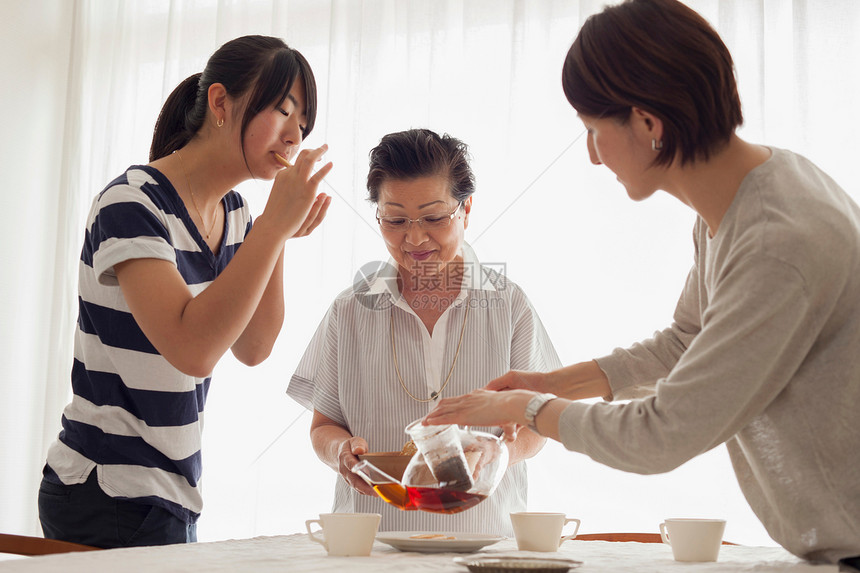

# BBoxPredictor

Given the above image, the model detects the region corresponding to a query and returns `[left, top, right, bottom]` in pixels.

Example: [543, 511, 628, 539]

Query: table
[0, 533, 838, 572]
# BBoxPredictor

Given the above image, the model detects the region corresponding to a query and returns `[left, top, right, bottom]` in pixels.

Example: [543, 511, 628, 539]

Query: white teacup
[305, 513, 381, 556]
[659, 518, 726, 562]
[510, 512, 581, 552]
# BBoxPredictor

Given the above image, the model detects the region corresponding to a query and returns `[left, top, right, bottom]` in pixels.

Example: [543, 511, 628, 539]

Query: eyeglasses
[376, 202, 463, 232]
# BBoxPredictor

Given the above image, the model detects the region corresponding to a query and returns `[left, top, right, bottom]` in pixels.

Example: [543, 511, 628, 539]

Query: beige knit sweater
[559, 148, 860, 563]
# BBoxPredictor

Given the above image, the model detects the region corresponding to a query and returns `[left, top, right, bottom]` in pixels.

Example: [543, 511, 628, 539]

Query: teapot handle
[353, 460, 401, 486]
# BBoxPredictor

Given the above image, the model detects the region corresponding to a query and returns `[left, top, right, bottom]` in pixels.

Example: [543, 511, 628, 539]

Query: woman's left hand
[291, 192, 331, 238]
[423, 389, 536, 429]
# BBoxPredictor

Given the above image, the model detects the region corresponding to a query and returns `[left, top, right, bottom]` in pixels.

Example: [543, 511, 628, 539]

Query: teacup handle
[560, 518, 581, 545]
[305, 519, 327, 550]
[659, 522, 670, 545]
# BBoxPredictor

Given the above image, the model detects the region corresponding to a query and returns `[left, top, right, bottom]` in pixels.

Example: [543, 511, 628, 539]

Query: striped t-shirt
[288, 243, 562, 536]
[44, 165, 251, 524]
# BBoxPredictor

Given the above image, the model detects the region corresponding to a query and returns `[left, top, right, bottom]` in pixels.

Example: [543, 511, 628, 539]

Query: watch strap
[524, 393, 557, 434]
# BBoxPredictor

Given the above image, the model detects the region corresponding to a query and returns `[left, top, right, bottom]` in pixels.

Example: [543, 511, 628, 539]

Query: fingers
[423, 389, 523, 428]
[349, 476, 378, 497]
[292, 144, 329, 178]
[340, 461, 376, 495]
[422, 396, 464, 426]
[338, 437, 365, 469]
[485, 370, 540, 392]
[264, 144, 333, 241]
[308, 161, 334, 185]
[501, 423, 520, 442]
[274, 144, 331, 186]
[485, 371, 516, 391]
[349, 437, 369, 456]
[305, 194, 332, 235]
[293, 194, 331, 238]
[339, 436, 376, 496]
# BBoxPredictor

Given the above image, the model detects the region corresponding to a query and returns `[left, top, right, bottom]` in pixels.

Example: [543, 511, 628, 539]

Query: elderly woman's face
[376, 175, 470, 280]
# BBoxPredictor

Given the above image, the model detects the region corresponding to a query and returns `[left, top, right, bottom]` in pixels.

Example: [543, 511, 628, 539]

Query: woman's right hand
[261, 144, 333, 240]
[336, 436, 377, 496]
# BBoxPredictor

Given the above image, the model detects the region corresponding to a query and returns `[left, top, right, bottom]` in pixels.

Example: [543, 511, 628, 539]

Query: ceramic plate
[375, 531, 504, 553]
[453, 556, 583, 573]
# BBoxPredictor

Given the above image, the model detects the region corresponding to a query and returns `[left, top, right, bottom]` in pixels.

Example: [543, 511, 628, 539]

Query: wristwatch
[524, 393, 557, 434]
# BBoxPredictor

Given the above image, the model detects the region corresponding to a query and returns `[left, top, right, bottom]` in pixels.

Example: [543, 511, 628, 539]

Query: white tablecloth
[0, 534, 839, 572]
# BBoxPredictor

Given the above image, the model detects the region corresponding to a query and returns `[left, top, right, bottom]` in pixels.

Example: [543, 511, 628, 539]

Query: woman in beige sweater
[424, 0, 860, 563]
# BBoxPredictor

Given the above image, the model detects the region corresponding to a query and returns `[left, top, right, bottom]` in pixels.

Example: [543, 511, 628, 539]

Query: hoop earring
[217, 118, 225, 128]
[652, 138, 663, 151]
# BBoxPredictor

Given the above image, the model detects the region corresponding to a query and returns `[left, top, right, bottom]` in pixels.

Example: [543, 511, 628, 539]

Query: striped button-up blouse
[288, 244, 561, 535]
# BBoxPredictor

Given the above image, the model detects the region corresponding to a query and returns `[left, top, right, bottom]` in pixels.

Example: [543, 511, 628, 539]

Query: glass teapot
[353, 420, 509, 514]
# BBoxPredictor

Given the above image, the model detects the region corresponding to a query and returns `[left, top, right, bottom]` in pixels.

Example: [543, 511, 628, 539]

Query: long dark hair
[149, 35, 317, 162]
[562, 0, 742, 166]
[366, 129, 475, 204]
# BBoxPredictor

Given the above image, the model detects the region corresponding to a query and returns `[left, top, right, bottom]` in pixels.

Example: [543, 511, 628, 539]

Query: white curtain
[2, 0, 858, 546]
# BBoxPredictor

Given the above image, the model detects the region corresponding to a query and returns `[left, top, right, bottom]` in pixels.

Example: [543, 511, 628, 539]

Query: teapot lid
[404, 419, 457, 439]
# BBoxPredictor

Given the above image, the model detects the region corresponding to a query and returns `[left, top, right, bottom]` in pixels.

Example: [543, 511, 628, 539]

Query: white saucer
[375, 531, 504, 553]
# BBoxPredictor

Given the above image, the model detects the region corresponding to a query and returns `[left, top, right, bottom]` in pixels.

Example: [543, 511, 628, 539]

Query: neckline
[138, 164, 228, 258]
[706, 146, 777, 242]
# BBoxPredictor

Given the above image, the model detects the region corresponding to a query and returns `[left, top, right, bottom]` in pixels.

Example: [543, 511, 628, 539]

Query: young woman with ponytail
[38, 35, 332, 548]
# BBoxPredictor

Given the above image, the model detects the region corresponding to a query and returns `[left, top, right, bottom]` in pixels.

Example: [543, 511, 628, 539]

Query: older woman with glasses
[287, 128, 561, 535]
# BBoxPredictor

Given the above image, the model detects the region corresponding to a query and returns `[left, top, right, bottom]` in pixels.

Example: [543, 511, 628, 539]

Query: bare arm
[423, 389, 569, 442]
[505, 426, 546, 466]
[310, 410, 376, 496]
[487, 361, 612, 401]
[421, 362, 610, 442]
[231, 191, 331, 366]
[229, 247, 285, 366]
[115, 147, 332, 377]
[115, 221, 287, 377]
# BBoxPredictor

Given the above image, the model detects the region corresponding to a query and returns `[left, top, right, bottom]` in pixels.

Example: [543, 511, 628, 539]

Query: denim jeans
[38, 467, 197, 548]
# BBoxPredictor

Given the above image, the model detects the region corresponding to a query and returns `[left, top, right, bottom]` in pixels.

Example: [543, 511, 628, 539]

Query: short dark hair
[150, 35, 317, 162]
[366, 129, 475, 203]
[562, 0, 742, 166]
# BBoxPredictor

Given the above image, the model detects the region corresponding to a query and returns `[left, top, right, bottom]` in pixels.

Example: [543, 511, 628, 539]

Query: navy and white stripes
[45, 165, 251, 524]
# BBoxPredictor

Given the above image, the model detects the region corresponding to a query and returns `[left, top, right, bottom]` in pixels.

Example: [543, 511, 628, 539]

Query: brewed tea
[372, 483, 415, 510]
[373, 483, 487, 514]
[406, 486, 487, 514]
